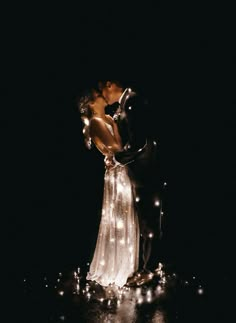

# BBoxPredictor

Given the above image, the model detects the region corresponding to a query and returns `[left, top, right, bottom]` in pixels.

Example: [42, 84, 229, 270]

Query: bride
[79, 89, 139, 287]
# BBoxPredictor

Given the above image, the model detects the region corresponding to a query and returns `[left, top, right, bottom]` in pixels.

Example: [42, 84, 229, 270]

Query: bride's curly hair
[78, 90, 96, 149]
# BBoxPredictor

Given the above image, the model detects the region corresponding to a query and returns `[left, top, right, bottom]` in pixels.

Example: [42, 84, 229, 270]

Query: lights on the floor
[21, 264, 206, 311]
[59, 315, 66, 321]
[156, 285, 162, 293]
[155, 262, 164, 277]
[137, 297, 143, 304]
[146, 289, 152, 302]
[197, 286, 204, 295]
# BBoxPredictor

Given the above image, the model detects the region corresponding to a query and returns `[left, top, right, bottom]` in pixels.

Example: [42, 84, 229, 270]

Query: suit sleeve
[114, 95, 150, 165]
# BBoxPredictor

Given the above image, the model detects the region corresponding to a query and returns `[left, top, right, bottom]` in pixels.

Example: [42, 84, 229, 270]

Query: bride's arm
[90, 118, 122, 156]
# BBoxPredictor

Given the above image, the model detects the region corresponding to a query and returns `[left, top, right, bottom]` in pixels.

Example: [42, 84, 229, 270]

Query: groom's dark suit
[109, 88, 162, 272]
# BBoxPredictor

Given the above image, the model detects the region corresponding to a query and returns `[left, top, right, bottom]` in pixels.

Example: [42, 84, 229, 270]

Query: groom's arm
[114, 95, 149, 165]
[114, 145, 147, 165]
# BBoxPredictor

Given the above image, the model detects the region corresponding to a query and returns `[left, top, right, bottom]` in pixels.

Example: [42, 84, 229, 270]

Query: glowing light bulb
[197, 288, 204, 295]
[117, 220, 124, 229]
[147, 289, 152, 297]
[138, 297, 143, 304]
[148, 232, 154, 238]
[117, 182, 124, 193]
[154, 200, 160, 206]
[87, 292, 91, 299]
[84, 118, 89, 126]
[156, 285, 162, 293]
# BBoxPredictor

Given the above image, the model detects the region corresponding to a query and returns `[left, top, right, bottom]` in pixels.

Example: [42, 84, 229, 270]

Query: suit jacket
[113, 88, 159, 189]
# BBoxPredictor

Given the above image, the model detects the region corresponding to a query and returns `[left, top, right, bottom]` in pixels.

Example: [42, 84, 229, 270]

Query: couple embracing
[79, 79, 162, 288]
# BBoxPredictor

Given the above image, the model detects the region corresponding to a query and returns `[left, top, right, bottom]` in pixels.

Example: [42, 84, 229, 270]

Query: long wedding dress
[86, 123, 140, 287]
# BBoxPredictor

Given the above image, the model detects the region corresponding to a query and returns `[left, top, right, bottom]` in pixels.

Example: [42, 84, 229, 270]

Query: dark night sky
[2, 3, 234, 283]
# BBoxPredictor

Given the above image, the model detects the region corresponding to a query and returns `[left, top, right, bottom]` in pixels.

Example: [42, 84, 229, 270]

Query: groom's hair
[98, 79, 127, 90]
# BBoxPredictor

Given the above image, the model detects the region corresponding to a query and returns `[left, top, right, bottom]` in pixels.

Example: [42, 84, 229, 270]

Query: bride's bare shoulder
[90, 117, 103, 124]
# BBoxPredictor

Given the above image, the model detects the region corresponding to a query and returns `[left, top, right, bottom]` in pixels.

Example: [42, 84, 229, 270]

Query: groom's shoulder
[125, 91, 149, 109]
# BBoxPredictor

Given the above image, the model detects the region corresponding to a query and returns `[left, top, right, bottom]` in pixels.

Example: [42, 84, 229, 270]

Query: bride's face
[90, 91, 107, 110]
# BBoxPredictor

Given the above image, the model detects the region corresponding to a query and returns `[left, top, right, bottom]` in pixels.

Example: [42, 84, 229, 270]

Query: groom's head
[98, 80, 126, 105]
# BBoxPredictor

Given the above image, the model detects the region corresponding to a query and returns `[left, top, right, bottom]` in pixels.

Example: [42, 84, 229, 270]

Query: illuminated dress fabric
[86, 124, 140, 287]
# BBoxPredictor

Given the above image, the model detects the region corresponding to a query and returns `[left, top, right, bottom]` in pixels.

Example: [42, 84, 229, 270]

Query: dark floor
[12, 261, 231, 323]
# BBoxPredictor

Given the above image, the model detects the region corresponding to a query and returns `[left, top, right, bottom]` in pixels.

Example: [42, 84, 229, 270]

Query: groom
[98, 79, 162, 286]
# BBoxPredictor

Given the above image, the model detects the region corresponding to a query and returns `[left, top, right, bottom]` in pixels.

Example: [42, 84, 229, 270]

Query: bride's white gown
[86, 123, 140, 287]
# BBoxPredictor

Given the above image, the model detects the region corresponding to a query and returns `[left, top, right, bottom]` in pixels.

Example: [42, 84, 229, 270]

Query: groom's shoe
[136, 271, 154, 286]
[125, 272, 142, 287]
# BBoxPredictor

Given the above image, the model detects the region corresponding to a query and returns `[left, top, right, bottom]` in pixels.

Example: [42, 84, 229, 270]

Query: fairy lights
[21, 262, 205, 319]
[117, 220, 124, 229]
[154, 200, 160, 207]
[148, 232, 154, 238]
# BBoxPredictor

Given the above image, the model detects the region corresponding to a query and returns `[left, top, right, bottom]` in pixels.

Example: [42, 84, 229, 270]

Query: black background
[2, 3, 234, 286]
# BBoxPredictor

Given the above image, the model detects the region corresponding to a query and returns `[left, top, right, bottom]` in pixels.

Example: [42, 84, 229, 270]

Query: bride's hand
[104, 155, 115, 169]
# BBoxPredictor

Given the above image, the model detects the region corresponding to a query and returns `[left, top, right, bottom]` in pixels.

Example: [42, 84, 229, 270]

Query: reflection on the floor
[19, 263, 208, 322]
